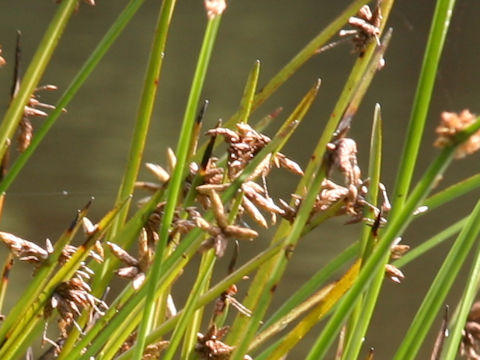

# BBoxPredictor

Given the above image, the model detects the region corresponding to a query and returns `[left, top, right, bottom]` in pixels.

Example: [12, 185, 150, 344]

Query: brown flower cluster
[136, 124, 303, 257]
[339, 4, 382, 54]
[44, 238, 105, 349]
[44, 277, 107, 338]
[207, 123, 303, 179]
[307, 138, 390, 224]
[108, 202, 199, 288]
[434, 110, 480, 158]
[0, 225, 107, 353]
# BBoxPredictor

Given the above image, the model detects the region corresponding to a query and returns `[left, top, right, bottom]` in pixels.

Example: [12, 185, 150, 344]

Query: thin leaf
[238, 60, 261, 124]
[391, 0, 456, 213]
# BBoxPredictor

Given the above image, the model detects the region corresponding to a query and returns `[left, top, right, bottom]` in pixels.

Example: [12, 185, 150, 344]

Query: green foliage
[0, 0, 479, 359]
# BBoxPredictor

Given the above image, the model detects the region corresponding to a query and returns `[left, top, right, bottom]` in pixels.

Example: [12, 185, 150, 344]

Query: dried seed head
[204, 0, 226, 19]
[44, 278, 107, 340]
[242, 182, 282, 213]
[207, 123, 300, 179]
[45, 238, 54, 254]
[135, 181, 162, 192]
[434, 110, 480, 158]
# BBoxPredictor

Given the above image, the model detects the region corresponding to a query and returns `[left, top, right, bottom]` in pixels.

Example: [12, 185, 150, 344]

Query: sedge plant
[0, 0, 479, 359]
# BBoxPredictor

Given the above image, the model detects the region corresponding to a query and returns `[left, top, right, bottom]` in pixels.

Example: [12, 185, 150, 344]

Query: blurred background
[0, 0, 479, 358]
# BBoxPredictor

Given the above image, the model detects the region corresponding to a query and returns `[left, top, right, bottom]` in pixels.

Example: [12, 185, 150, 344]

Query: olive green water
[0, 1, 479, 358]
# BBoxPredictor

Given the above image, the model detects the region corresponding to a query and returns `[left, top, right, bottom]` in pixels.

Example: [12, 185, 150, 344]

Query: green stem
[97, 0, 177, 285]
[442, 232, 480, 358]
[342, 104, 383, 360]
[306, 114, 480, 358]
[0, 0, 77, 162]
[391, 0, 456, 213]
[0, 0, 147, 195]
[133, 14, 223, 358]
[164, 251, 216, 359]
[305, 145, 457, 359]
[115, 241, 285, 360]
[393, 199, 480, 359]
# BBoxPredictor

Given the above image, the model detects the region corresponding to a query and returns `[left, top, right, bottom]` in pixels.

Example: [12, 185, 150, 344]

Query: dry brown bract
[339, 3, 382, 54]
[204, 0, 226, 20]
[434, 110, 480, 158]
[461, 302, 480, 359]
